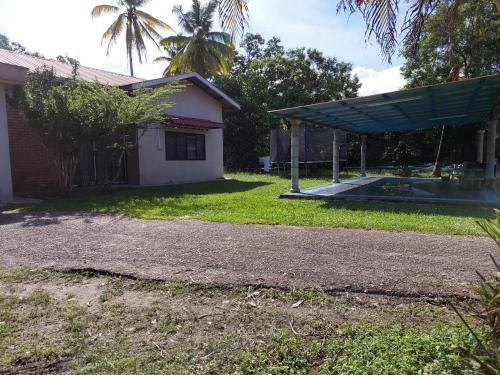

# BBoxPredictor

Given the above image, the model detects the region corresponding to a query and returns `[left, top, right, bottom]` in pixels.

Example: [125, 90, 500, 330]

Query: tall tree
[91, 0, 173, 76]
[216, 0, 500, 63]
[214, 34, 360, 168]
[157, 0, 235, 78]
[384, 0, 500, 171]
[401, 0, 499, 87]
[338, 0, 500, 62]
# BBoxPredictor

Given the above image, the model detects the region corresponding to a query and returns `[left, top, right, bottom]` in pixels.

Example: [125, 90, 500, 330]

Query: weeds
[452, 211, 500, 374]
[0, 268, 481, 374]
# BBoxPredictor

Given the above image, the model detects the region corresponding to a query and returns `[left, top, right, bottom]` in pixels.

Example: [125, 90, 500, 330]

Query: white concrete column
[360, 135, 367, 177]
[0, 83, 13, 205]
[476, 129, 485, 163]
[485, 118, 497, 179]
[290, 119, 300, 193]
[332, 128, 340, 183]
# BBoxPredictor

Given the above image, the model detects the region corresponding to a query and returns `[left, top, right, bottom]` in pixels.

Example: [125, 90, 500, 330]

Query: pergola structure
[270, 74, 500, 193]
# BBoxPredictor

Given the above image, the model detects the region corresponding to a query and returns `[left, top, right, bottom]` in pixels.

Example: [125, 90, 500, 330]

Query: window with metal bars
[165, 131, 206, 160]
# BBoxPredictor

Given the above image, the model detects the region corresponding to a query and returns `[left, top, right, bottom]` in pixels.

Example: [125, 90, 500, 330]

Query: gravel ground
[0, 211, 497, 297]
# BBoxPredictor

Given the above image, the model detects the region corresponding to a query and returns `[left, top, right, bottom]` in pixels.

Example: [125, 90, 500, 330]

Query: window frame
[165, 130, 206, 161]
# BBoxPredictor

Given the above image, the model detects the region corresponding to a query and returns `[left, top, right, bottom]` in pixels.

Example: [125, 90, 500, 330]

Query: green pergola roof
[270, 74, 500, 134]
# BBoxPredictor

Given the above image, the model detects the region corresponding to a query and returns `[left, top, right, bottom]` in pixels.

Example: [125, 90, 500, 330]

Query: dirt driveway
[0, 211, 497, 297]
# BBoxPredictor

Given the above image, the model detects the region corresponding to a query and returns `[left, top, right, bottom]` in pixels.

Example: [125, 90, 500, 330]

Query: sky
[0, 0, 407, 96]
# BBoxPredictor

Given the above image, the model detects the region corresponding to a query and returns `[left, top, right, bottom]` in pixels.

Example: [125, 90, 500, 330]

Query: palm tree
[338, 0, 500, 63]
[153, 38, 183, 74]
[217, 0, 500, 63]
[91, 0, 174, 77]
[218, 0, 249, 38]
[157, 0, 235, 78]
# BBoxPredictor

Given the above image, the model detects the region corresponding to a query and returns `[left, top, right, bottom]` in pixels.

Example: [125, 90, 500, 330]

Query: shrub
[453, 210, 500, 374]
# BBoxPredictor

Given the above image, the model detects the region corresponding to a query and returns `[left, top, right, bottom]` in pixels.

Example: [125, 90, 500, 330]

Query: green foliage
[157, 0, 235, 77]
[370, 0, 500, 169]
[319, 323, 469, 374]
[401, 0, 499, 87]
[221, 322, 471, 374]
[213, 74, 261, 168]
[0, 33, 44, 58]
[453, 211, 500, 374]
[218, 0, 249, 38]
[0, 33, 10, 50]
[56, 55, 81, 78]
[479, 210, 500, 246]
[0, 268, 480, 374]
[14, 68, 178, 189]
[27, 290, 52, 306]
[339, 0, 499, 65]
[214, 34, 360, 168]
[391, 140, 419, 168]
[0, 33, 78, 73]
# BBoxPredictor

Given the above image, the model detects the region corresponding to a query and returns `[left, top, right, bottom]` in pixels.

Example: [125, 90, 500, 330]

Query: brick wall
[7, 107, 59, 192]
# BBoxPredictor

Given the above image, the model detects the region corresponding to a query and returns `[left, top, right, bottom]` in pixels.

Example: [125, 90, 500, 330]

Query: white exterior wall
[0, 83, 13, 204]
[137, 84, 224, 185]
[164, 83, 223, 122]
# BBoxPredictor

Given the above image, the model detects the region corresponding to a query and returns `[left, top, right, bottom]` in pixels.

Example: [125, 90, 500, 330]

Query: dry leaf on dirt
[245, 291, 261, 299]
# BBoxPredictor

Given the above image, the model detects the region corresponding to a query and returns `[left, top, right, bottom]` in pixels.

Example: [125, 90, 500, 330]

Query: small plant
[452, 210, 500, 374]
[479, 210, 500, 246]
[27, 290, 52, 306]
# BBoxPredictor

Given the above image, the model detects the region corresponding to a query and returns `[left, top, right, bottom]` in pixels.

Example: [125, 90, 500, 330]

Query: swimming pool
[337, 177, 488, 200]
[283, 177, 499, 207]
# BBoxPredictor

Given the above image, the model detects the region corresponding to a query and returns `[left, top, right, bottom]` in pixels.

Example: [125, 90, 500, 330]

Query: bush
[14, 68, 177, 189]
[453, 210, 500, 374]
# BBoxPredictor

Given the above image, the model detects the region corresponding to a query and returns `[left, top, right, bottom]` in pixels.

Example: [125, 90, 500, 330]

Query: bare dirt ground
[0, 268, 472, 374]
[0, 211, 497, 298]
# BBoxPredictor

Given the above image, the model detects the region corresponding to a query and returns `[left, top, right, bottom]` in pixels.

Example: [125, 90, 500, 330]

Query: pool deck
[281, 176, 500, 207]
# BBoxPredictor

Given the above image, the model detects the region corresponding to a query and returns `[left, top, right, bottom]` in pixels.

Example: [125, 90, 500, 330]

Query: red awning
[166, 116, 224, 129]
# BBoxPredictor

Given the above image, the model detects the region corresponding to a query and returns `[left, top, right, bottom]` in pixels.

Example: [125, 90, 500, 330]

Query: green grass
[0, 268, 481, 374]
[13, 172, 492, 235]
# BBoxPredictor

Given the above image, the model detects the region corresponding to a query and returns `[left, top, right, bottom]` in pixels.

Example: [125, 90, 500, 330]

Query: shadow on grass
[5, 179, 272, 216]
[318, 199, 492, 220]
[35, 179, 271, 199]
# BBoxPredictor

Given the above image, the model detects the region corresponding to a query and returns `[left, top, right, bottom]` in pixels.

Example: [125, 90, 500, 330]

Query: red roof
[0, 49, 142, 86]
[167, 116, 224, 129]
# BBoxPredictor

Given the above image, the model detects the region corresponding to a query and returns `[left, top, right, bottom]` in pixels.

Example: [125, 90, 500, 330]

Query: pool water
[337, 177, 488, 201]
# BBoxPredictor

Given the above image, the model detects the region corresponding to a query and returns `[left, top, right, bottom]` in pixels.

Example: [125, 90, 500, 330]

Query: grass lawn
[14, 172, 492, 236]
[0, 268, 480, 374]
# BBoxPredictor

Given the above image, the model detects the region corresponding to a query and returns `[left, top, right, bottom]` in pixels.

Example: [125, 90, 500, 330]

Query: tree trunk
[109, 150, 126, 186]
[59, 155, 79, 190]
[431, 66, 459, 178]
[128, 46, 134, 77]
[432, 126, 445, 177]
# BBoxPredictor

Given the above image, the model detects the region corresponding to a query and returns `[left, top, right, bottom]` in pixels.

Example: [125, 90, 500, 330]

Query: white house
[122, 73, 240, 186]
[0, 50, 239, 204]
[0, 60, 27, 205]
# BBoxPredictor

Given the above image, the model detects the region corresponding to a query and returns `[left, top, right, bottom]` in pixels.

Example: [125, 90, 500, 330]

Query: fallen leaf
[291, 300, 304, 308]
[245, 291, 261, 299]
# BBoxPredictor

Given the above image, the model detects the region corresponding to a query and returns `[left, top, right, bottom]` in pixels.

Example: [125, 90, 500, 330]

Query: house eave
[120, 72, 241, 111]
